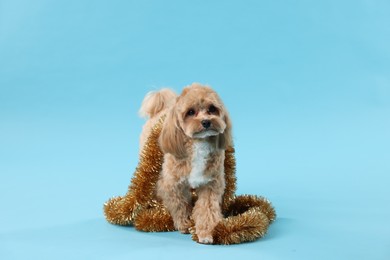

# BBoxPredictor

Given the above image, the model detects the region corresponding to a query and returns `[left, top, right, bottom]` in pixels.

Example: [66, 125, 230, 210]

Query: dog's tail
[139, 88, 177, 118]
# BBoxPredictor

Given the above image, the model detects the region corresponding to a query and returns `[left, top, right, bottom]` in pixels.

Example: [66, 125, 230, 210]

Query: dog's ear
[159, 107, 187, 158]
[218, 111, 233, 150]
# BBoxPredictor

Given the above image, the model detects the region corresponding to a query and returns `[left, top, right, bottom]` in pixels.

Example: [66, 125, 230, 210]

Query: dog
[139, 83, 232, 244]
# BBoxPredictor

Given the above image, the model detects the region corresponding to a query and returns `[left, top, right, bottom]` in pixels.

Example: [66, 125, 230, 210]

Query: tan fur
[138, 88, 177, 153]
[158, 107, 188, 158]
[103, 83, 276, 245]
[156, 83, 231, 243]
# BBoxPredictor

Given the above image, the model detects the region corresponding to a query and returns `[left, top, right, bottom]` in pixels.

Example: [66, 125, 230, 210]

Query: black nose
[201, 120, 211, 129]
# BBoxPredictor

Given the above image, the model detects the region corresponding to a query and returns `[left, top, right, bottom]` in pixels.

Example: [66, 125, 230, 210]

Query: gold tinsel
[103, 116, 276, 244]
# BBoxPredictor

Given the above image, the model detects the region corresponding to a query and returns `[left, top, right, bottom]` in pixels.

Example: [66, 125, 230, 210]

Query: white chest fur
[188, 142, 212, 188]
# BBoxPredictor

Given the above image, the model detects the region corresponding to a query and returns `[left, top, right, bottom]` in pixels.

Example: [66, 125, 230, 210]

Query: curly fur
[103, 83, 276, 245]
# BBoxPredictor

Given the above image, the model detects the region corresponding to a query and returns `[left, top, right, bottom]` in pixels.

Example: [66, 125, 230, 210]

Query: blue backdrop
[1, 1, 389, 259]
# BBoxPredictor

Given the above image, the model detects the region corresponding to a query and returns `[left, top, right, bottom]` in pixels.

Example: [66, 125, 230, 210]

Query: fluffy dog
[104, 83, 275, 245]
[139, 83, 231, 244]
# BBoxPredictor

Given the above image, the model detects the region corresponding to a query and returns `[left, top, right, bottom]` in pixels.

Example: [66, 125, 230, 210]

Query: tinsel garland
[104, 116, 275, 244]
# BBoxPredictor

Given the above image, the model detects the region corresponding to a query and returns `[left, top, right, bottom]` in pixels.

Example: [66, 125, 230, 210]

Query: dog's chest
[188, 142, 212, 188]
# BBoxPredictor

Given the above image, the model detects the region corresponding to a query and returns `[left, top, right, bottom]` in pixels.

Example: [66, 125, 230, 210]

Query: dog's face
[159, 83, 232, 158]
[176, 85, 227, 139]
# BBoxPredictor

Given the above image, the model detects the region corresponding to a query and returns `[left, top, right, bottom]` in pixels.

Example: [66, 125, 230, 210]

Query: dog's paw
[178, 226, 190, 234]
[198, 235, 213, 244]
[177, 220, 192, 234]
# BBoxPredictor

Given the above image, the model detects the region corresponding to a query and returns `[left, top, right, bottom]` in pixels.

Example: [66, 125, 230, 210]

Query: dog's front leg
[157, 174, 192, 234]
[192, 174, 225, 244]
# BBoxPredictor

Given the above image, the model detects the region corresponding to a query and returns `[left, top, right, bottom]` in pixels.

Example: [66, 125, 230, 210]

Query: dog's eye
[186, 109, 196, 117]
[208, 105, 217, 114]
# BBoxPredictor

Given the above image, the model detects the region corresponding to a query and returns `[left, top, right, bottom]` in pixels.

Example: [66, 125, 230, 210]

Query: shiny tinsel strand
[104, 115, 276, 244]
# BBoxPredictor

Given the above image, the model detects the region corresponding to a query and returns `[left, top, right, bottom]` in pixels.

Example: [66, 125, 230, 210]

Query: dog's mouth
[192, 129, 219, 138]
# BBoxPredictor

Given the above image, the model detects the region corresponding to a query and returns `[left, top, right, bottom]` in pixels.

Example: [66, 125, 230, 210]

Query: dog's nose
[201, 120, 211, 129]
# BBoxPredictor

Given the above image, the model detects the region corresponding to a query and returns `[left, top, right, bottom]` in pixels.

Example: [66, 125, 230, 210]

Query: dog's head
[159, 83, 232, 158]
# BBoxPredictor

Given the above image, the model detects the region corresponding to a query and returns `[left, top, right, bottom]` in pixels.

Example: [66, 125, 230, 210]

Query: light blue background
[1, 1, 389, 259]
